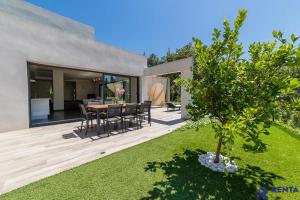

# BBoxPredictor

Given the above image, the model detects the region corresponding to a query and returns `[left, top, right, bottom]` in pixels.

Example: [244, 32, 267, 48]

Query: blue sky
[26, 0, 300, 57]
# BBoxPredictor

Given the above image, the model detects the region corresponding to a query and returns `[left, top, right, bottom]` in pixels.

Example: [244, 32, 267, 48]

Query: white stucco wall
[140, 76, 151, 102]
[144, 57, 193, 76]
[0, 0, 95, 39]
[0, 0, 146, 132]
[180, 70, 192, 119]
[76, 80, 95, 101]
[143, 58, 193, 119]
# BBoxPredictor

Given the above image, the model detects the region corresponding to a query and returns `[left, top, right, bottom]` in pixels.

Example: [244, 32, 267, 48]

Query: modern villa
[0, 1, 298, 198]
[0, 0, 192, 133]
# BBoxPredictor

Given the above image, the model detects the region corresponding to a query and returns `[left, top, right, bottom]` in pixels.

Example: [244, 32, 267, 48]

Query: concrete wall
[75, 80, 95, 100]
[143, 58, 193, 119]
[0, 0, 146, 132]
[0, 0, 95, 39]
[166, 78, 170, 103]
[180, 70, 192, 119]
[94, 83, 100, 98]
[140, 76, 151, 102]
[144, 58, 193, 76]
[64, 82, 75, 101]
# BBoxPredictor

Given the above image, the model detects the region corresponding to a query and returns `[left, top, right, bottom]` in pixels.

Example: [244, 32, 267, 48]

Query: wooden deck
[0, 108, 184, 194]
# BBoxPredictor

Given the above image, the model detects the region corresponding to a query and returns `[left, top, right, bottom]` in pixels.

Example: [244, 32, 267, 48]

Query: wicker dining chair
[102, 104, 123, 135]
[138, 101, 152, 126]
[122, 103, 138, 130]
[79, 104, 96, 135]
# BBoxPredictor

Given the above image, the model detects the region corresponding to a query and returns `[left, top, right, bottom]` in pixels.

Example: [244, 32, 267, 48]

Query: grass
[1, 125, 300, 200]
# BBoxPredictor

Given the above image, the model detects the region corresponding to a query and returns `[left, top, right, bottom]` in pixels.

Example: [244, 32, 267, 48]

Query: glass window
[103, 74, 130, 103]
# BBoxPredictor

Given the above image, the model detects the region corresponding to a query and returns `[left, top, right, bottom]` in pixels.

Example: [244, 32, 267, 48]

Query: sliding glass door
[103, 74, 130, 104]
[103, 74, 139, 104]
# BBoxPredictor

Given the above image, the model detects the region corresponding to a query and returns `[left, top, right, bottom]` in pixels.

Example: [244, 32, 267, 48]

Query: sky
[26, 0, 300, 57]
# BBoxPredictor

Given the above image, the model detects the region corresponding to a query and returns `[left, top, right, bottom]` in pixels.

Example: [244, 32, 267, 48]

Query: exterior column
[181, 70, 192, 119]
[166, 77, 170, 102]
[140, 76, 149, 102]
[53, 69, 64, 110]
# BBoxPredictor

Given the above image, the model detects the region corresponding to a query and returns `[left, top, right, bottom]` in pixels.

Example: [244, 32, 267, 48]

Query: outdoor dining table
[87, 103, 141, 133]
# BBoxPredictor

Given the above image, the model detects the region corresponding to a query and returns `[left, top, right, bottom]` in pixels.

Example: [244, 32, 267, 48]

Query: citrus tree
[180, 10, 300, 163]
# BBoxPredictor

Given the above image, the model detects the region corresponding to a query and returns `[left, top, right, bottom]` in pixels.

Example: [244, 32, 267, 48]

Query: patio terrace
[0, 108, 184, 194]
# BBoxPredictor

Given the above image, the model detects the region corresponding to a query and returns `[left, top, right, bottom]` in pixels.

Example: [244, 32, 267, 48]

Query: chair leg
[130, 119, 133, 129]
[80, 120, 83, 132]
[119, 120, 123, 133]
[107, 121, 110, 136]
[136, 118, 139, 129]
[103, 120, 106, 132]
[121, 119, 124, 133]
[131, 118, 134, 129]
[139, 117, 142, 128]
[85, 119, 89, 135]
[148, 113, 151, 126]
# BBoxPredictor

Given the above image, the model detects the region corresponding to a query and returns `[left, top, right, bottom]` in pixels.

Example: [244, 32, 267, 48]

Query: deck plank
[0, 108, 184, 194]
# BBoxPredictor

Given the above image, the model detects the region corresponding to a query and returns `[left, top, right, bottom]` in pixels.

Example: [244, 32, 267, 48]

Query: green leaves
[179, 9, 300, 159]
[193, 37, 202, 50]
[272, 30, 282, 38]
[289, 78, 300, 89]
[291, 34, 299, 43]
[234, 9, 247, 31]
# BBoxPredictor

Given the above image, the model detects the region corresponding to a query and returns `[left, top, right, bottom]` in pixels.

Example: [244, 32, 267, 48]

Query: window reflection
[104, 74, 130, 103]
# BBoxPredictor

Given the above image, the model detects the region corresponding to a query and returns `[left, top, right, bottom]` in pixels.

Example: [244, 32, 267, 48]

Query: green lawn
[1, 125, 300, 200]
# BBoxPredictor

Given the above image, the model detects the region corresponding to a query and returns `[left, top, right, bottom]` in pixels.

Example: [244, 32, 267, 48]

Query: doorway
[28, 63, 103, 126]
[28, 63, 140, 127]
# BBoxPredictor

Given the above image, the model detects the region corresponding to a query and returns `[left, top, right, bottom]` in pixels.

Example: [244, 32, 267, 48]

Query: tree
[174, 43, 194, 60]
[160, 43, 194, 63]
[147, 53, 160, 67]
[179, 10, 300, 163]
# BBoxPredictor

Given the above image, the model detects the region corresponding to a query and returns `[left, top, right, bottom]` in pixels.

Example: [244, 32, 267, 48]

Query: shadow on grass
[142, 149, 284, 200]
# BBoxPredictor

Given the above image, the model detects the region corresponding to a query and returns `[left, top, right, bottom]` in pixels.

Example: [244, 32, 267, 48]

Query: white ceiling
[30, 64, 102, 81]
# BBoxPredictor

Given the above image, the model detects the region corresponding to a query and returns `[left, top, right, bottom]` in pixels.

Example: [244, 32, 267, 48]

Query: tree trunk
[214, 137, 222, 163]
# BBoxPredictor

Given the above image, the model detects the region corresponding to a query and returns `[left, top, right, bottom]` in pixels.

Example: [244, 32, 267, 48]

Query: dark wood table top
[87, 104, 108, 109]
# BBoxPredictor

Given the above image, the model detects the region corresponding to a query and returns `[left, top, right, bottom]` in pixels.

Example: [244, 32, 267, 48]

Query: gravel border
[198, 152, 238, 173]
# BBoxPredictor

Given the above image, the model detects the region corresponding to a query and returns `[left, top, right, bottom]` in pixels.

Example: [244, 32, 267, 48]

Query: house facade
[0, 0, 191, 133]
